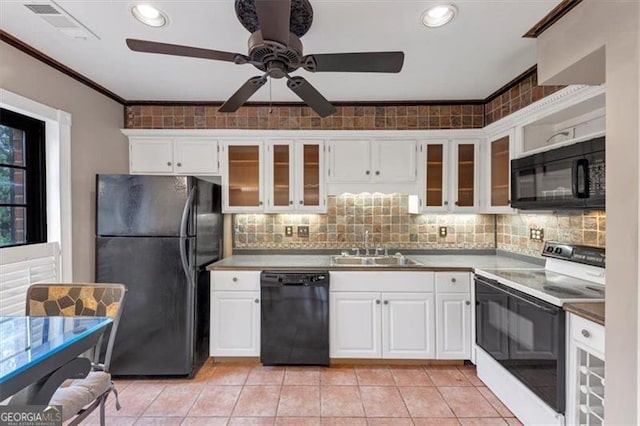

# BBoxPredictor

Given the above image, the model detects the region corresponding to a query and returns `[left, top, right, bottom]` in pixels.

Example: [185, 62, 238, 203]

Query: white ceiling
[0, 0, 559, 102]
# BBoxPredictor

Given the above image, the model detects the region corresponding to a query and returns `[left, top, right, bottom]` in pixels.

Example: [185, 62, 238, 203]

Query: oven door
[475, 275, 566, 413]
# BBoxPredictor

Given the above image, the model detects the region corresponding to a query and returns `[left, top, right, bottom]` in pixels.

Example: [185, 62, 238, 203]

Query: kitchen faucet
[364, 230, 370, 256]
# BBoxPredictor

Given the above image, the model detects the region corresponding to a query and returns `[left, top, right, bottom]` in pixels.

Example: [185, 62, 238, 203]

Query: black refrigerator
[95, 174, 222, 377]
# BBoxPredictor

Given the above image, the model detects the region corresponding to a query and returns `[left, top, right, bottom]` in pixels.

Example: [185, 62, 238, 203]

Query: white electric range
[474, 241, 605, 426]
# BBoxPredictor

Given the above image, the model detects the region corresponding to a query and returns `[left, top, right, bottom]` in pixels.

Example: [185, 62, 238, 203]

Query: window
[0, 108, 47, 247]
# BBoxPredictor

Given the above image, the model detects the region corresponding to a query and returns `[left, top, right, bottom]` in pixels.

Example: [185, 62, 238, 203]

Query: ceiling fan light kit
[126, 0, 405, 117]
[421, 4, 457, 28]
[131, 4, 168, 28]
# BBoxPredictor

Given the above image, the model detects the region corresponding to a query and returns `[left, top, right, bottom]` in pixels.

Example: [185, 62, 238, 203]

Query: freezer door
[96, 236, 194, 376]
[96, 174, 192, 237]
[194, 181, 223, 268]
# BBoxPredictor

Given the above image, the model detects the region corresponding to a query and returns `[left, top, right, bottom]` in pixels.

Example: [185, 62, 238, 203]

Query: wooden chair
[25, 283, 127, 425]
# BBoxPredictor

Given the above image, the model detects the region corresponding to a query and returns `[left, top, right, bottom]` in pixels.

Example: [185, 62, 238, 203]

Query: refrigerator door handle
[180, 187, 196, 287]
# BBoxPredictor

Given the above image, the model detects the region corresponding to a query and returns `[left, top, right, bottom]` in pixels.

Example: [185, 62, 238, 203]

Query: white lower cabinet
[330, 292, 381, 358]
[436, 293, 471, 359]
[435, 272, 472, 359]
[383, 293, 435, 359]
[566, 313, 605, 426]
[210, 270, 261, 357]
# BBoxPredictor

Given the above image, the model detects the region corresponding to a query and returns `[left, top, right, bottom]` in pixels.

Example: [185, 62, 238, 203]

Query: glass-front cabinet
[223, 141, 264, 212]
[419, 140, 449, 212]
[484, 128, 515, 213]
[452, 139, 480, 212]
[296, 140, 325, 212]
[265, 140, 294, 212]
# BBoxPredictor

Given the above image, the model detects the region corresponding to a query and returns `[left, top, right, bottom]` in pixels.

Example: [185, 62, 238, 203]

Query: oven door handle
[475, 275, 560, 315]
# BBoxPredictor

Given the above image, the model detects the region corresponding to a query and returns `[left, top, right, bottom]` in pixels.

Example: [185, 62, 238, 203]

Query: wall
[496, 211, 605, 257]
[234, 194, 495, 250]
[537, 0, 640, 422]
[0, 41, 128, 282]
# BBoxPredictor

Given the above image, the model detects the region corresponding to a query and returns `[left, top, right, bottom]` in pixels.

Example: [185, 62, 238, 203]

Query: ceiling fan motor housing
[248, 30, 304, 77]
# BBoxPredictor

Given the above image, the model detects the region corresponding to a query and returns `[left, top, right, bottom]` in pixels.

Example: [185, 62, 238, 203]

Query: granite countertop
[564, 302, 605, 326]
[206, 253, 544, 272]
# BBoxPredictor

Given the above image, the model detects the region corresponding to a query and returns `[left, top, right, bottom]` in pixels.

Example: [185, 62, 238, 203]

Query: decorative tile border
[234, 194, 495, 250]
[125, 104, 486, 130]
[496, 211, 605, 257]
[485, 71, 566, 125]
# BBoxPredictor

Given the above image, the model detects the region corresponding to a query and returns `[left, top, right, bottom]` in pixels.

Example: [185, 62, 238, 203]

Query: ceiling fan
[126, 0, 405, 117]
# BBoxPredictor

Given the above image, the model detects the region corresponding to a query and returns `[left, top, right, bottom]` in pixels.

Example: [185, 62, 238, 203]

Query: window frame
[0, 108, 47, 247]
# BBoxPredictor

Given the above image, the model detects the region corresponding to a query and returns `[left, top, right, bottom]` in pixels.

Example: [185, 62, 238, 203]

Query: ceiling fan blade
[286, 76, 336, 118]
[219, 76, 268, 113]
[255, 0, 291, 45]
[303, 52, 405, 73]
[126, 39, 239, 63]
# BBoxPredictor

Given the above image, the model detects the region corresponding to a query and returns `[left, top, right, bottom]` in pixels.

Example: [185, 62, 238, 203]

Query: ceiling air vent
[23, 1, 99, 40]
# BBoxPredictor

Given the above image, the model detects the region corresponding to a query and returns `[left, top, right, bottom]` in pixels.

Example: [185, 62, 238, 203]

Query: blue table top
[0, 316, 113, 385]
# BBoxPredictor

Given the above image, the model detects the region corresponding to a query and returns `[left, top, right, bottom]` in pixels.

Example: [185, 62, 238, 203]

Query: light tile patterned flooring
[88, 362, 523, 425]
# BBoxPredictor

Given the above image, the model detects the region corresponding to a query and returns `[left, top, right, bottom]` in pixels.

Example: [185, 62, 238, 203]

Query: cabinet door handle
[455, 201, 459, 206]
[289, 200, 293, 205]
[465, 300, 471, 306]
[167, 161, 172, 166]
[375, 171, 380, 176]
[375, 299, 381, 304]
[254, 298, 259, 304]
[299, 200, 304, 205]
[383, 300, 389, 305]
[177, 162, 182, 167]
[366, 170, 371, 175]
[444, 201, 449, 205]
[259, 201, 263, 206]
[451, 278, 457, 283]
[581, 329, 591, 338]
[232, 277, 238, 282]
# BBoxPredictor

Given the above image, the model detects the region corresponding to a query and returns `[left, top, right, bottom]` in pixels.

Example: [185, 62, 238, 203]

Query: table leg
[8, 357, 91, 406]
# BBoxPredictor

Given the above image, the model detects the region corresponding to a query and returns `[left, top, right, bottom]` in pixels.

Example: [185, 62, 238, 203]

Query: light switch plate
[285, 226, 293, 237]
[297, 226, 309, 237]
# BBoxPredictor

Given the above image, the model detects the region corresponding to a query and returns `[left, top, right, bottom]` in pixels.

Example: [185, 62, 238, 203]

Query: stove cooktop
[475, 268, 605, 306]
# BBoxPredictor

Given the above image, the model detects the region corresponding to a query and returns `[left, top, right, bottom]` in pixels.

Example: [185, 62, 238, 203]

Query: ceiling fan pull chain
[269, 78, 273, 114]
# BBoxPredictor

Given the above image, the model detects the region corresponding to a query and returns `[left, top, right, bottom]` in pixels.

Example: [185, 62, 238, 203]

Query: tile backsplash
[496, 211, 606, 257]
[234, 194, 495, 250]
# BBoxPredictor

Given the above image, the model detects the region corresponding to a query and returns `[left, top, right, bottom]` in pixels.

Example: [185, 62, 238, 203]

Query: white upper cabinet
[222, 140, 264, 213]
[327, 139, 417, 184]
[129, 138, 219, 175]
[295, 140, 326, 212]
[416, 138, 480, 213]
[327, 139, 371, 182]
[451, 139, 480, 212]
[265, 140, 295, 212]
[483, 128, 516, 214]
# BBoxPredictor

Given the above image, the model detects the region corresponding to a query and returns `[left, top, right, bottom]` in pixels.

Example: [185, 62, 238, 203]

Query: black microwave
[511, 137, 605, 210]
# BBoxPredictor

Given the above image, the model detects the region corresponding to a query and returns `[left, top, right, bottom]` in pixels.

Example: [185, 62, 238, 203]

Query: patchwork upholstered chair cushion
[24, 283, 127, 426]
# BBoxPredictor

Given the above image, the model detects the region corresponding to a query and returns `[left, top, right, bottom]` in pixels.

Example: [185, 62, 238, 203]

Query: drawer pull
[581, 329, 591, 338]
[451, 278, 457, 283]
[465, 300, 471, 306]
[232, 277, 238, 282]
[383, 300, 389, 305]
[375, 299, 381, 304]
[167, 161, 172, 166]
[254, 298, 259, 304]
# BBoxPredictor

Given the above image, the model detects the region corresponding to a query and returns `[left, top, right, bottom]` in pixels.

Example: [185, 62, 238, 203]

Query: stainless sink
[330, 255, 421, 267]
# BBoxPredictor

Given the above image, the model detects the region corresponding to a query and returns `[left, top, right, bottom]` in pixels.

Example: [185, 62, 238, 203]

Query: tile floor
[89, 362, 523, 426]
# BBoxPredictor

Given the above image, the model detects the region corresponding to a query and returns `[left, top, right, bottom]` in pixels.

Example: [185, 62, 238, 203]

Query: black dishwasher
[260, 271, 330, 366]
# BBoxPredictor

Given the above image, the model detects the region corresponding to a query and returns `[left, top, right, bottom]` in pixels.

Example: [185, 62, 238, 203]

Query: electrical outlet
[297, 226, 309, 237]
[285, 226, 293, 237]
[530, 228, 544, 241]
[439, 227, 448, 237]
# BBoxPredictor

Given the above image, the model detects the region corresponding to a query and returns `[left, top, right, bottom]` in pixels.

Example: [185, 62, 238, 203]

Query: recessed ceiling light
[421, 4, 457, 28]
[131, 4, 168, 27]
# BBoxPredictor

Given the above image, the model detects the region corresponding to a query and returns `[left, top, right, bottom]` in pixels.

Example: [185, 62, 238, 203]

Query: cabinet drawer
[211, 271, 260, 291]
[331, 271, 434, 292]
[435, 272, 470, 293]
[570, 313, 605, 355]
